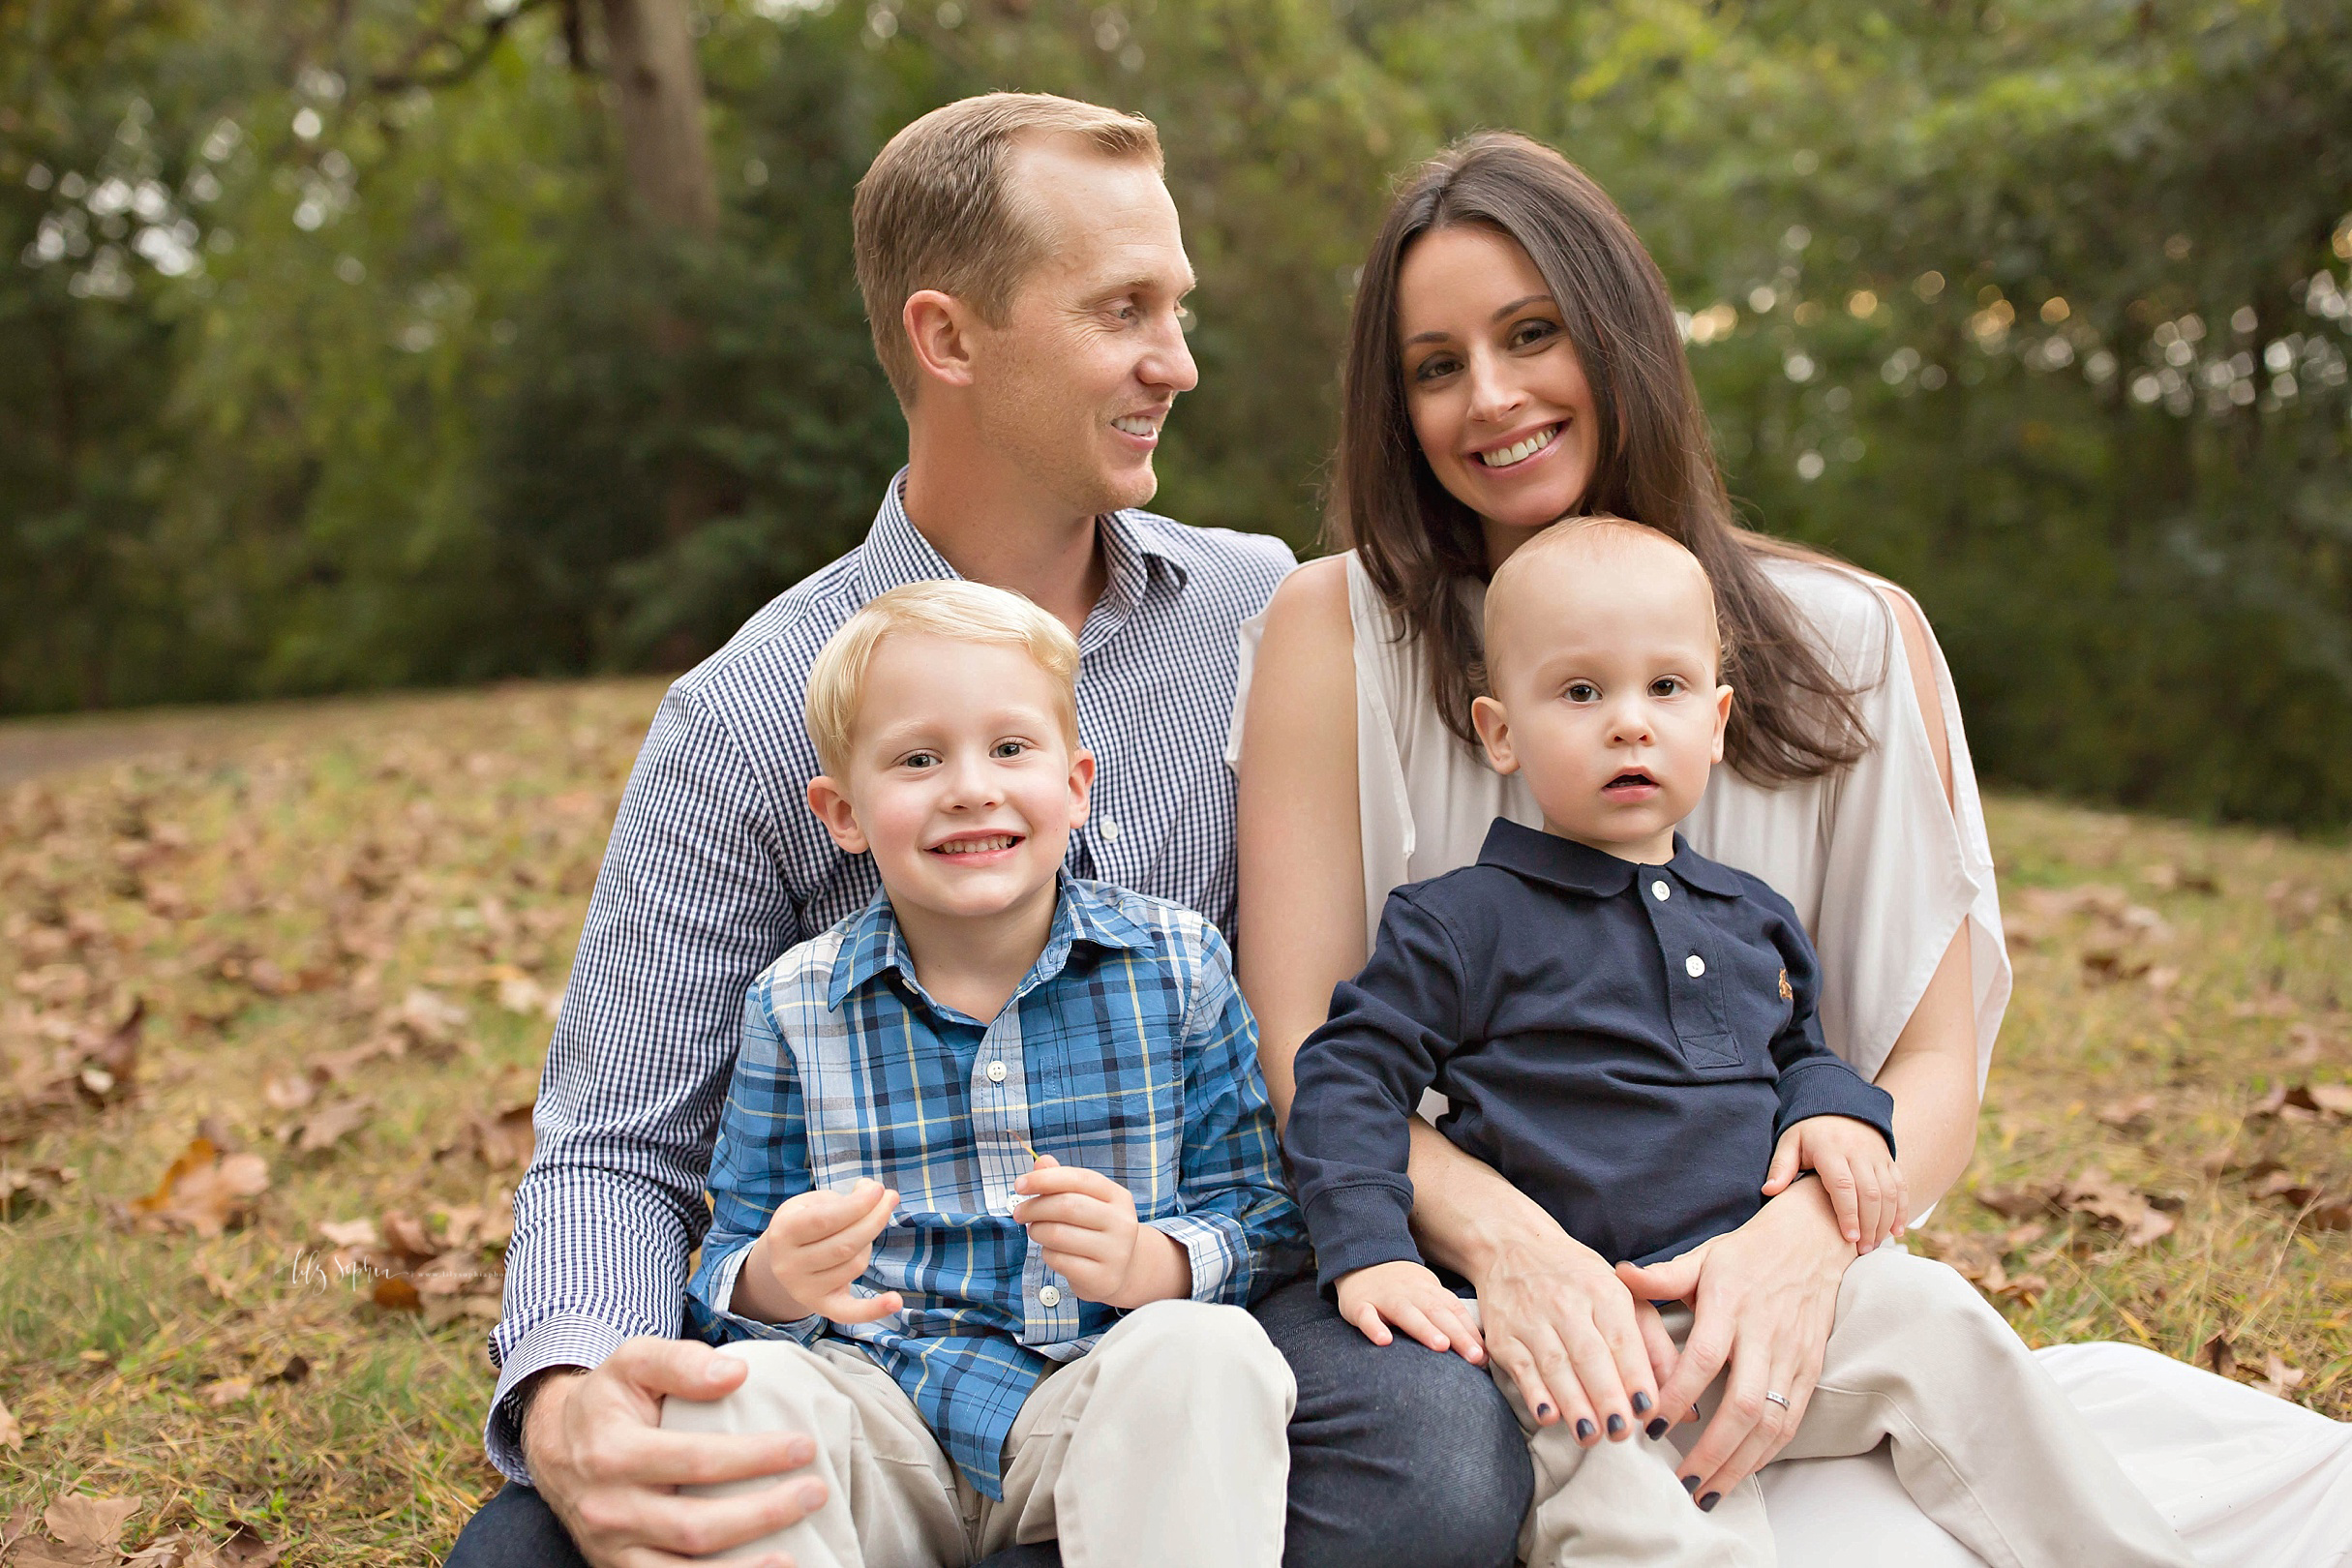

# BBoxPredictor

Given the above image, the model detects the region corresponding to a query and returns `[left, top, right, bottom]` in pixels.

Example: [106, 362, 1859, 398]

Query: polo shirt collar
[828, 872, 1154, 1011]
[1476, 817, 1744, 899]
[854, 468, 1191, 610]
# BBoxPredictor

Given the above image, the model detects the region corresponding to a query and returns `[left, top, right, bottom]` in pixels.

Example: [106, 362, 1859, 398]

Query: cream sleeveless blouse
[1229, 552, 2352, 1568]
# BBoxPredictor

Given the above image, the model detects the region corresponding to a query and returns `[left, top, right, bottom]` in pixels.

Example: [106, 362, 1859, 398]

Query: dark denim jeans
[445, 1281, 1528, 1568]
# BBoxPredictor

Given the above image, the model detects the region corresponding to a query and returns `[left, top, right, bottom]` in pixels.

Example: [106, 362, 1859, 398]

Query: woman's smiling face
[1395, 224, 1600, 549]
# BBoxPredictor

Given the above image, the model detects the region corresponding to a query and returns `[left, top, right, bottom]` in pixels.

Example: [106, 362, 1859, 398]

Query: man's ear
[1711, 684, 1734, 765]
[903, 289, 980, 392]
[1471, 695, 1519, 775]
[1065, 746, 1097, 829]
[805, 774, 870, 856]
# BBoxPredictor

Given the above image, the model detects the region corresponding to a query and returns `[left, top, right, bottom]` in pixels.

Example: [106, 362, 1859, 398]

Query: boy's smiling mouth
[927, 832, 1025, 859]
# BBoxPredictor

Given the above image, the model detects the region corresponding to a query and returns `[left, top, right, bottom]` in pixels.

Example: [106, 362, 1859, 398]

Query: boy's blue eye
[992, 740, 1026, 759]
[904, 751, 939, 769]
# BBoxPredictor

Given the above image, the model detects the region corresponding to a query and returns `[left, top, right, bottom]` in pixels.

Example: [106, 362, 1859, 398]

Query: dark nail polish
[1700, 1493, 1721, 1513]
[1680, 1474, 1701, 1493]
[1536, 1402, 1553, 1419]
[1606, 1413, 1627, 1437]
[1645, 1417, 1670, 1440]
[1633, 1391, 1653, 1415]
[1575, 1418, 1596, 1440]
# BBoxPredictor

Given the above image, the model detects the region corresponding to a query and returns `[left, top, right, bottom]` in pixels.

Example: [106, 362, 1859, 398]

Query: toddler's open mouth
[1602, 769, 1660, 800]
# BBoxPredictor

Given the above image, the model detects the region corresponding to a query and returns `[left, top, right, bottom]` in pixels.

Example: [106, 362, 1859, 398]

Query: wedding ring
[1764, 1391, 1792, 1409]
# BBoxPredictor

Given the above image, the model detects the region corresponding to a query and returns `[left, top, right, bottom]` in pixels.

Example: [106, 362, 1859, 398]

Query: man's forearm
[1403, 1120, 1565, 1282]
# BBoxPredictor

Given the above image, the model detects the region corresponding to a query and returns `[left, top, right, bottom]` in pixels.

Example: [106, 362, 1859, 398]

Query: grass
[1, 678, 2347, 1561]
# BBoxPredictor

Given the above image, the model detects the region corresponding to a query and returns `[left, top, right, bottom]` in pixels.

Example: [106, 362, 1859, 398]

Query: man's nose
[1139, 308, 1198, 395]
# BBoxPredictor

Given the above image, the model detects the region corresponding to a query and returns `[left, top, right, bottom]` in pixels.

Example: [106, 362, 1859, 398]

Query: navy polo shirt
[1285, 818, 1896, 1291]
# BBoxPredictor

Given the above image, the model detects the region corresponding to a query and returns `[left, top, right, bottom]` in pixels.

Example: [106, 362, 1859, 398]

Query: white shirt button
[1038, 1284, 1062, 1307]
[1685, 954, 1706, 979]
[985, 1060, 1008, 1084]
[1651, 880, 1671, 901]
[1100, 816, 1122, 842]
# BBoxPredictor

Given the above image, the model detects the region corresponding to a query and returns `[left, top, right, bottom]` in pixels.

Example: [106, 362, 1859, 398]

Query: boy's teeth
[1113, 415, 1158, 437]
[940, 834, 1015, 853]
[1479, 425, 1557, 467]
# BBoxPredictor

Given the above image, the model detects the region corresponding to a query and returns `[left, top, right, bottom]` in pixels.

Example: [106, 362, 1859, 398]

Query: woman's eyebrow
[1492, 292, 1554, 320]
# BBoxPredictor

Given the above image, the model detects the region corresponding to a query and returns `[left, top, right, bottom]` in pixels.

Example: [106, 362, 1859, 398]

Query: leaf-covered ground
[0, 678, 2347, 1563]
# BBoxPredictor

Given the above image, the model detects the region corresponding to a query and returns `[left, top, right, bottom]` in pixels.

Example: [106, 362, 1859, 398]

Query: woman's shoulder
[1753, 550, 1903, 685]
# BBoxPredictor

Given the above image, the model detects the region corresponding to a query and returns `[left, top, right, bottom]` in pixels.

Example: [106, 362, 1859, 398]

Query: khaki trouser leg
[661, 1338, 971, 1568]
[978, 1298, 1296, 1568]
[1496, 1354, 1774, 1568]
[1774, 1247, 2200, 1568]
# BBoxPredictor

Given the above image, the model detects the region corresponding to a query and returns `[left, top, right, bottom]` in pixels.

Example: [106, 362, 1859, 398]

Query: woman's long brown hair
[1331, 131, 1869, 783]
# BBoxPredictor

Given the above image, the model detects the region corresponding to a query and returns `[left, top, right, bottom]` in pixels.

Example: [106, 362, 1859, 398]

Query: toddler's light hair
[1483, 515, 1730, 687]
[804, 581, 1080, 778]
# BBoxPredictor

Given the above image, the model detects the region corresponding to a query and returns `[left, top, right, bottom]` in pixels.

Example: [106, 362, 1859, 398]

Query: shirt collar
[1475, 817, 1744, 899]
[855, 468, 1192, 608]
[827, 872, 1156, 1012]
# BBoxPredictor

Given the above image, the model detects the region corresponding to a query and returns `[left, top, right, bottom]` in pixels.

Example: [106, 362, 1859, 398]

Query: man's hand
[738, 1179, 905, 1326]
[1334, 1259, 1486, 1365]
[1761, 1115, 1906, 1253]
[1012, 1155, 1190, 1308]
[521, 1339, 824, 1567]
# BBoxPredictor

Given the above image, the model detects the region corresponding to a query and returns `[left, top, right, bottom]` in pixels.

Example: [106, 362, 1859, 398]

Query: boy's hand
[1763, 1116, 1906, 1253]
[1334, 1259, 1486, 1366]
[744, 1177, 906, 1325]
[1014, 1155, 1190, 1309]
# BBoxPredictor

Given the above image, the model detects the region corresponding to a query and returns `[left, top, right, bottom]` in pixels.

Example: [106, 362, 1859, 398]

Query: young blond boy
[664, 581, 1306, 1568]
[1283, 519, 2199, 1568]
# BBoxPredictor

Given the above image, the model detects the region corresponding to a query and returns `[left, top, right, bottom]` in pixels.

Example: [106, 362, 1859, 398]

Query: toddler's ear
[805, 774, 870, 855]
[1709, 683, 1734, 765]
[1471, 695, 1519, 774]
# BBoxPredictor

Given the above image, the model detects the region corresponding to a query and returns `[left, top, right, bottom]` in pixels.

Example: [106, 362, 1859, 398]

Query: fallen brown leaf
[290, 1096, 373, 1154]
[2260, 1354, 2307, 1400]
[213, 1520, 282, 1566]
[267, 1353, 310, 1385]
[2199, 1333, 2237, 1378]
[260, 1073, 316, 1113]
[1974, 1182, 2062, 1221]
[200, 1376, 253, 1407]
[317, 1218, 378, 1249]
[372, 1276, 422, 1312]
[0, 1393, 20, 1451]
[129, 1138, 270, 1238]
[379, 1210, 437, 1260]
[43, 1494, 140, 1551]
[2096, 1093, 2161, 1130]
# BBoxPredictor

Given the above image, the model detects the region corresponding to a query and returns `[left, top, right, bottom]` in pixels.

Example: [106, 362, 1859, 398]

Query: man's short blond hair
[852, 92, 1162, 407]
[804, 580, 1081, 778]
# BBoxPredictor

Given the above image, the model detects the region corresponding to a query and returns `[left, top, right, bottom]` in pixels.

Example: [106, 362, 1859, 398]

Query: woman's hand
[1613, 1178, 1854, 1509]
[1471, 1221, 1664, 1447]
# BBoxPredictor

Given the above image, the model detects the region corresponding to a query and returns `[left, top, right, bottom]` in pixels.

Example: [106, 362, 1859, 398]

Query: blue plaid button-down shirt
[486, 472, 1295, 1481]
[683, 877, 1306, 1497]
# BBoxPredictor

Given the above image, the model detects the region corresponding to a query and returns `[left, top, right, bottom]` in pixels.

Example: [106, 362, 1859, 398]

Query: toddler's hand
[753, 1177, 905, 1324]
[1334, 1259, 1486, 1366]
[1013, 1155, 1186, 1309]
[1763, 1115, 1906, 1253]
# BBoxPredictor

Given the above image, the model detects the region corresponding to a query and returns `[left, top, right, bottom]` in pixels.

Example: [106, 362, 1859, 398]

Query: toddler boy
[1283, 519, 2197, 1567]
[667, 580, 1306, 1568]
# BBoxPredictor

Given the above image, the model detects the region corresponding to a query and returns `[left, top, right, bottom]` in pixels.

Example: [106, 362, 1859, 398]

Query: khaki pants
[1507, 1247, 2200, 1568]
[661, 1298, 1295, 1568]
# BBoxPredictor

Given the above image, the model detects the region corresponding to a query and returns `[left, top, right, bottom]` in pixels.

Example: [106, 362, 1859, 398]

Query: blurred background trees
[4, 0, 2349, 827]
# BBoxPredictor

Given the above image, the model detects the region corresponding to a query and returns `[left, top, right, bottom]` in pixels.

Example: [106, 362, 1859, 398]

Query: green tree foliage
[2, 0, 2348, 826]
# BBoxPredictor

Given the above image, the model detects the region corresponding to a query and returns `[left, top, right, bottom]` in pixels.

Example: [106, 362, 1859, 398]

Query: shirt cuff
[688, 1240, 828, 1347]
[484, 1312, 630, 1485]
[1773, 1062, 1898, 1155]
[1148, 1212, 1247, 1305]
[1302, 1180, 1421, 1298]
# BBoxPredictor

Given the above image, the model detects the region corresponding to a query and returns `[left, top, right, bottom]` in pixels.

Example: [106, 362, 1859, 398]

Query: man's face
[967, 139, 1199, 518]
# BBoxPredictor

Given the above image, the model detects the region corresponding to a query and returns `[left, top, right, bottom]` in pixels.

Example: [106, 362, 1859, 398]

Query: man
[447, 92, 1529, 1568]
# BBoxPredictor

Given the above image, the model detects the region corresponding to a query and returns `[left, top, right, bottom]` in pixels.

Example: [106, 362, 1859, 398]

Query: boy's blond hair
[1483, 515, 1729, 685]
[805, 581, 1081, 778]
[853, 92, 1162, 407]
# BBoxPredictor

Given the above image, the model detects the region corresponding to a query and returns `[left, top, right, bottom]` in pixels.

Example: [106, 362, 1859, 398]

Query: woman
[1234, 131, 2352, 1565]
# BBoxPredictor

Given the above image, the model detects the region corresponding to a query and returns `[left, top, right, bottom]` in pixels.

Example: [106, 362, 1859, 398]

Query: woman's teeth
[934, 834, 1017, 854]
[1478, 425, 1558, 468]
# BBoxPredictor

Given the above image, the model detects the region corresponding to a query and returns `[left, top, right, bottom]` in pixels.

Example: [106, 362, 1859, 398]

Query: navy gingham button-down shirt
[1287, 820, 1897, 1289]
[683, 876, 1305, 1497]
[486, 473, 1295, 1481]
